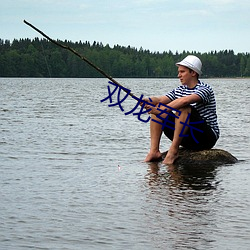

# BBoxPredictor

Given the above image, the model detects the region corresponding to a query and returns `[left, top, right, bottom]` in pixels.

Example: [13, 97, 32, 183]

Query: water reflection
[144, 162, 220, 249]
[147, 162, 219, 191]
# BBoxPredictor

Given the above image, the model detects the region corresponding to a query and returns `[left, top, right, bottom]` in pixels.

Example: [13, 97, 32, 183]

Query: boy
[144, 55, 219, 164]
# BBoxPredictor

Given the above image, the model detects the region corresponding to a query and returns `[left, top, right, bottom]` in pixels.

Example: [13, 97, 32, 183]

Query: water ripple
[0, 78, 250, 250]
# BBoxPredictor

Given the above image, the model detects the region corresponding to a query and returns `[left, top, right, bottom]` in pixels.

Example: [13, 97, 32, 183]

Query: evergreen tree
[0, 38, 249, 78]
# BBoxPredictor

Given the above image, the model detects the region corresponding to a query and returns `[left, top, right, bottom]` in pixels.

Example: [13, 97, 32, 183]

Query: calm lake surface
[1, 78, 250, 250]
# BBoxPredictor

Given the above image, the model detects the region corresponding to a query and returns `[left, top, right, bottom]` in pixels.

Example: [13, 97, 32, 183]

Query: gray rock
[161, 148, 238, 166]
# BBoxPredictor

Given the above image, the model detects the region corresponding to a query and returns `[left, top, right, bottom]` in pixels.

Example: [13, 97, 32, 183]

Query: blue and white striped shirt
[166, 80, 220, 139]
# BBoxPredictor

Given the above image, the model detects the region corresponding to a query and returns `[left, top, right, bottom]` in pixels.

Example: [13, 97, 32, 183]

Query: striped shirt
[166, 80, 220, 139]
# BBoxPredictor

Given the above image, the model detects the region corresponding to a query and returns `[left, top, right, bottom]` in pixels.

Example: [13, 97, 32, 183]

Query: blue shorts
[163, 106, 217, 150]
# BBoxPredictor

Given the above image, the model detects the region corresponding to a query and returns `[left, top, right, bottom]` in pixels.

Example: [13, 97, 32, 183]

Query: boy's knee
[179, 106, 191, 113]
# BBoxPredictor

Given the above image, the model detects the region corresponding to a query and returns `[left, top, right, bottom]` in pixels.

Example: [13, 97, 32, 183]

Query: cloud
[198, 0, 250, 10]
[206, 0, 237, 4]
[134, 0, 168, 5]
[79, 3, 89, 10]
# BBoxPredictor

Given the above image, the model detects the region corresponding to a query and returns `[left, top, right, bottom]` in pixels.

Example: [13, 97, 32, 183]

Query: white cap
[176, 55, 202, 75]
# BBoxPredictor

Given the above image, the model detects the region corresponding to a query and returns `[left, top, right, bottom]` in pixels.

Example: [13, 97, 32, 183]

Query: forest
[0, 38, 250, 78]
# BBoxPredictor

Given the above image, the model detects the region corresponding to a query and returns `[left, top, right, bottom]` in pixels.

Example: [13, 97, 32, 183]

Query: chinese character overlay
[100, 81, 131, 112]
[152, 104, 181, 130]
[101, 81, 204, 143]
[125, 96, 155, 123]
[179, 113, 204, 143]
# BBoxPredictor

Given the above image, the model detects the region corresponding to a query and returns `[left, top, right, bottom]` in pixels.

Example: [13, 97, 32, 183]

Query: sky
[1, 0, 250, 53]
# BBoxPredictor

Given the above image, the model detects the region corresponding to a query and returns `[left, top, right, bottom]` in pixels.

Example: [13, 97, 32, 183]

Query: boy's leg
[144, 114, 163, 162]
[179, 106, 217, 150]
[163, 106, 191, 164]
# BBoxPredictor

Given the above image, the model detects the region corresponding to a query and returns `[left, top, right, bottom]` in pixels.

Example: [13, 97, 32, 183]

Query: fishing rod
[23, 20, 140, 101]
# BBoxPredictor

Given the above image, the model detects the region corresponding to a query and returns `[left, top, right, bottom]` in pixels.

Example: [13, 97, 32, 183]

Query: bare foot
[144, 151, 162, 162]
[163, 150, 179, 165]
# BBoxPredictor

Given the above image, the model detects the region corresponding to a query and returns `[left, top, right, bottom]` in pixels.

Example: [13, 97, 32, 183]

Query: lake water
[0, 78, 250, 250]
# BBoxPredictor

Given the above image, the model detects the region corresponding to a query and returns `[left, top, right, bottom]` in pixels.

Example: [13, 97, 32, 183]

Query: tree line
[0, 38, 250, 78]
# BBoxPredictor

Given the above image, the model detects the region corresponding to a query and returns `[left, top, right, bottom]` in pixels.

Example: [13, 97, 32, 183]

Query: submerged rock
[161, 148, 238, 166]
